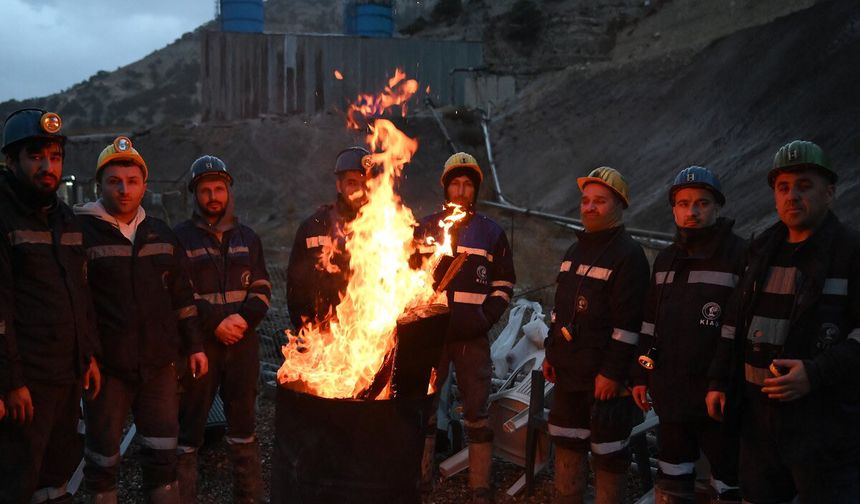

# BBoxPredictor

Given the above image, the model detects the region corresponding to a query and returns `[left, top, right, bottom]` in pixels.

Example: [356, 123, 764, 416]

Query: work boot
[594, 470, 626, 504]
[420, 435, 436, 493]
[146, 481, 179, 504]
[228, 440, 263, 503]
[553, 447, 587, 504]
[654, 477, 695, 504]
[91, 489, 118, 504]
[468, 442, 493, 493]
[176, 451, 198, 504]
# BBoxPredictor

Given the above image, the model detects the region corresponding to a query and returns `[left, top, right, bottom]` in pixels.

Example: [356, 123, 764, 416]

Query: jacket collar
[674, 218, 735, 259]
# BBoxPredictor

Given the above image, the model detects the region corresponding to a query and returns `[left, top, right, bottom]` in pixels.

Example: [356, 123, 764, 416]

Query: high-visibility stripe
[194, 290, 248, 305]
[138, 436, 177, 450]
[186, 247, 218, 258]
[687, 270, 737, 288]
[746, 316, 790, 346]
[8, 230, 82, 246]
[457, 245, 493, 262]
[491, 280, 514, 289]
[655, 271, 675, 285]
[88, 245, 133, 260]
[453, 291, 486, 305]
[710, 477, 738, 495]
[744, 363, 770, 386]
[822, 278, 848, 296]
[305, 235, 331, 249]
[85, 447, 120, 468]
[611, 327, 638, 345]
[560, 261, 572, 273]
[175, 305, 197, 320]
[418, 245, 436, 254]
[721, 324, 736, 340]
[547, 424, 590, 440]
[591, 439, 628, 455]
[848, 328, 860, 343]
[228, 245, 249, 255]
[139, 243, 174, 257]
[249, 279, 272, 290]
[763, 266, 797, 295]
[489, 290, 511, 302]
[226, 435, 256, 445]
[640, 321, 655, 336]
[658, 460, 696, 476]
[249, 292, 271, 307]
[575, 264, 612, 281]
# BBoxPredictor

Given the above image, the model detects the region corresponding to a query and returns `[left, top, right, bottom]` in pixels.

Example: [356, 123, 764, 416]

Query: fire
[278, 70, 460, 398]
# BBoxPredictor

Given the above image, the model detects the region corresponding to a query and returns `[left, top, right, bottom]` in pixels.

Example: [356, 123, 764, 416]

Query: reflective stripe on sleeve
[611, 328, 638, 345]
[640, 321, 655, 336]
[456, 246, 493, 262]
[655, 271, 675, 285]
[560, 261, 572, 273]
[575, 264, 612, 281]
[175, 305, 198, 320]
[194, 290, 248, 305]
[60, 232, 83, 246]
[547, 424, 590, 440]
[822, 278, 848, 296]
[687, 270, 737, 288]
[491, 280, 514, 289]
[8, 230, 50, 245]
[228, 245, 250, 255]
[87, 245, 133, 260]
[139, 243, 175, 257]
[186, 247, 218, 258]
[305, 235, 332, 249]
[452, 292, 487, 305]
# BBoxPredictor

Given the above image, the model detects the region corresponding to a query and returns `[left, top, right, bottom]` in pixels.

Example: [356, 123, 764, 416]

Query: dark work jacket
[633, 219, 747, 422]
[77, 213, 203, 380]
[545, 225, 650, 390]
[708, 212, 860, 463]
[286, 199, 354, 329]
[414, 209, 516, 342]
[0, 169, 98, 394]
[174, 215, 271, 341]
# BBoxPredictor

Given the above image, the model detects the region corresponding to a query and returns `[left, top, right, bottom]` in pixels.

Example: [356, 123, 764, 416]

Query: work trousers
[429, 338, 493, 441]
[656, 419, 739, 495]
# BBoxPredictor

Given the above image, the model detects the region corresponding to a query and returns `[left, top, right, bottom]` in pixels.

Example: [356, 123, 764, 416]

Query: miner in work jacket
[542, 167, 649, 504]
[286, 146, 372, 330]
[415, 152, 515, 504]
[75, 136, 208, 503]
[706, 141, 860, 504]
[0, 108, 101, 504]
[175, 156, 271, 504]
[631, 166, 745, 503]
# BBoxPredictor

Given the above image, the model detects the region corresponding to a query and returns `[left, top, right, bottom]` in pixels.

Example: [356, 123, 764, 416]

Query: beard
[200, 202, 226, 218]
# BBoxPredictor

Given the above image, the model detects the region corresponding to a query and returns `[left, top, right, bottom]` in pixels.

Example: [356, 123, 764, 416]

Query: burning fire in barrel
[271, 70, 465, 503]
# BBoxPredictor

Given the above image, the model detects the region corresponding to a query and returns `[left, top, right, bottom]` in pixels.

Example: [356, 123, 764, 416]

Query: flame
[334, 69, 344, 80]
[278, 70, 455, 399]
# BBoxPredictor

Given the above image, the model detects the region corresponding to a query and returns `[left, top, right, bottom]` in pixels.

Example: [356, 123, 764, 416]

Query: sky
[0, 0, 216, 102]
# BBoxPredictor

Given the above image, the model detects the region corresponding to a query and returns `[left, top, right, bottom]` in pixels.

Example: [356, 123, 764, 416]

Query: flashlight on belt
[560, 324, 574, 342]
[638, 346, 659, 370]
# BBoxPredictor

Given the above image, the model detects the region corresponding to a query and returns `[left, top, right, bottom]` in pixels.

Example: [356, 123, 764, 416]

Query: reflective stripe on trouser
[84, 366, 180, 492]
[656, 420, 739, 489]
[548, 389, 636, 473]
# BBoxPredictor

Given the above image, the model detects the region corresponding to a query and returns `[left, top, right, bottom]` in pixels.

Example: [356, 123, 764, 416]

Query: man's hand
[214, 314, 248, 345]
[542, 359, 556, 384]
[761, 359, 811, 401]
[7, 386, 34, 425]
[83, 357, 102, 400]
[594, 374, 623, 401]
[705, 390, 726, 421]
[632, 385, 651, 412]
[188, 352, 209, 379]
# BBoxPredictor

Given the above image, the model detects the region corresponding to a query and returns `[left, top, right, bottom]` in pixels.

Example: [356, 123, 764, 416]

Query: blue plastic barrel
[221, 0, 264, 33]
[345, 2, 393, 38]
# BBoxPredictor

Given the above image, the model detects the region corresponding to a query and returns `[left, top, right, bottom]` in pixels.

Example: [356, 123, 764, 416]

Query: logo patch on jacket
[576, 295, 588, 313]
[241, 270, 252, 288]
[817, 323, 840, 351]
[700, 302, 721, 327]
[476, 265, 488, 285]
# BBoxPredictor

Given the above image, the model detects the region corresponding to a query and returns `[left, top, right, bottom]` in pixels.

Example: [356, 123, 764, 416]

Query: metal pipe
[480, 104, 511, 205]
[424, 97, 458, 154]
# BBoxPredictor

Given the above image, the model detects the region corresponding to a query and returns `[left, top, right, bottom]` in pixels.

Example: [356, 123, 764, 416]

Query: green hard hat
[768, 140, 835, 187]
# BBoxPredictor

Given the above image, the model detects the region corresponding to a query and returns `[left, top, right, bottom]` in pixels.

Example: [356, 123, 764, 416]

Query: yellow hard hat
[96, 136, 148, 181]
[577, 166, 630, 208]
[440, 152, 483, 188]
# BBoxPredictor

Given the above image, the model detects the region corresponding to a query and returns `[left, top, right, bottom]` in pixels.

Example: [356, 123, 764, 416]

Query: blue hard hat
[669, 165, 725, 205]
[2, 108, 65, 154]
[334, 146, 373, 175]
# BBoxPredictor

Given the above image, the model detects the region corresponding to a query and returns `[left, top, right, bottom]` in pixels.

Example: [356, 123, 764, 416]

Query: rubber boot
[176, 451, 198, 504]
[147, 481, 179, 504]
[91, 489, 118, 504]
[468, 442, 493, 503]
[228, 440, 263, 503]
[420, 435, 436, 493]
[553, 447, 587, 504]
[655, 477, 695, 504]
[594, 470, 626, 504]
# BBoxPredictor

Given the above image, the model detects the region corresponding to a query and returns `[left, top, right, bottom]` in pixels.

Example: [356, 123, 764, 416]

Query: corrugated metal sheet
[202, 31, 482, 121]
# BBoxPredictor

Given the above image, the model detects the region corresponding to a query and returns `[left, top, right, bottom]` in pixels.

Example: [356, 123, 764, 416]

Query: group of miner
[1, 106, 857, 504]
